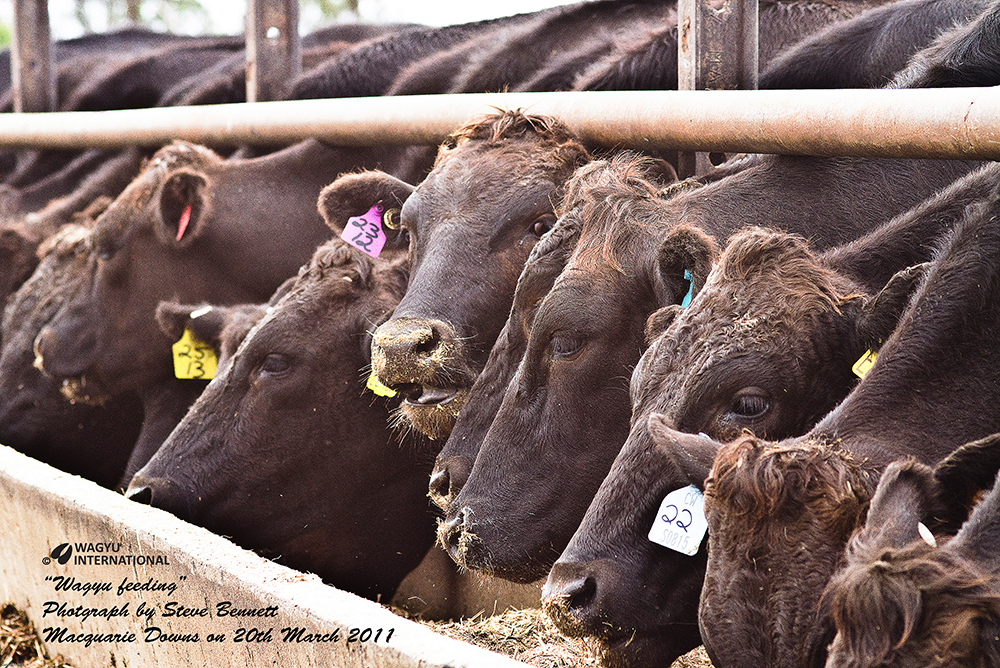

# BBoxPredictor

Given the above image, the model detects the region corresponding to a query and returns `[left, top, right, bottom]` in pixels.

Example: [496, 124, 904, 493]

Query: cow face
[436, 156, 681, 582]
[127, 238, 429, 600]
[0, 225, 143, 487]
[542, 415, 717, 668]
[428, 212, 582, 512]
[367, 111, 589, 442]
[638, 227, 925, 444]
[30, 142, 243, 402]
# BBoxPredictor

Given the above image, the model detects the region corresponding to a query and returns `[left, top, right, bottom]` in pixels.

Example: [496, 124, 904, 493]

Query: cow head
[436, 154, 680, 582]
[823, 434, 1000, 668]
[0, 224, 143, 487]
[30, 141, 236, 403]
[366, 110, 590, 442]
[542, 414, 717, 668]
[126, 186, 424, 600]
[428, 212, 582, 512]
[638, 226, 927, 443]
[700, 437, 873, 668]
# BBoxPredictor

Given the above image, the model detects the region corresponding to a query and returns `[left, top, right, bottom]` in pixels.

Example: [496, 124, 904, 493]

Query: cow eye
[531, 214, 556, 238]
[550, 333, 584, 360]
[259, 354, 291, 376]
[729, 388, 770, 420]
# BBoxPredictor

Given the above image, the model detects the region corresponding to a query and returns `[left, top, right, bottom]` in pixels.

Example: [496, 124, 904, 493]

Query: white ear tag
[917, 521, 937, 548]
[648, 485, 708, 556]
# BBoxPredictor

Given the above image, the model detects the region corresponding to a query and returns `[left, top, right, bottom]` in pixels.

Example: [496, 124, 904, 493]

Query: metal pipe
[1, 88, 999, 159]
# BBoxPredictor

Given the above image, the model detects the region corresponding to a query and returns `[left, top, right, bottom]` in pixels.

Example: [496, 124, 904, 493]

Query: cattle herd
[3, 0, 1000, 666]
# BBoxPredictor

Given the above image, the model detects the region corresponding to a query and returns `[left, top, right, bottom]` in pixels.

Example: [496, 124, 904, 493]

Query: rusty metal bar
[678, 0, 758, 176]
[11, 0, 55, 113]
[0, 89, 998, 159]
[246, 0, 302, 102]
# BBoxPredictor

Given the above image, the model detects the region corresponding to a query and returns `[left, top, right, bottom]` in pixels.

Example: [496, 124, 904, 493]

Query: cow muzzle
[370, 317, 474, 439]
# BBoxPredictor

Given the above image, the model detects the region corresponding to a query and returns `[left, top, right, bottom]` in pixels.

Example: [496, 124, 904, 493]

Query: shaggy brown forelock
[717, 227, 862, 317]
[825, 542, 1000, 666]
[432, 109, 589, 167]
[562, 154, 669, 274]
[705, 437, 870, 529]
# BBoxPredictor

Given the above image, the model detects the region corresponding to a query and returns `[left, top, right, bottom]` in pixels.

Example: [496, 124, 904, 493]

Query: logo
[45, 543, 73, 565]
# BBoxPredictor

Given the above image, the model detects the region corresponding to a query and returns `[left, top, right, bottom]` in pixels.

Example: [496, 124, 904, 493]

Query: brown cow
[359, 111, 590, 441]
[539, 161, 1000, 668]
[822, 438, 1000, 668]
[694, 185, 1000, 668]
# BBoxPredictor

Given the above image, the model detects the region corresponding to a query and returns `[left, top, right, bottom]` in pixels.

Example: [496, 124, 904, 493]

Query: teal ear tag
[680, 270, 694, 308]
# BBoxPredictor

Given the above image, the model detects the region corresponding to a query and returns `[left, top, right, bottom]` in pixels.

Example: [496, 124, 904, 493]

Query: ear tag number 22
[172, 328, 217, 380]
[648, 485, 708, 556]
[341, 204, 388, 258]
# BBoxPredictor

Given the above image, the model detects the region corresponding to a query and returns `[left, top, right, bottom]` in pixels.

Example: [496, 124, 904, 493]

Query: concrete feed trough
[0, 445, 531, 667]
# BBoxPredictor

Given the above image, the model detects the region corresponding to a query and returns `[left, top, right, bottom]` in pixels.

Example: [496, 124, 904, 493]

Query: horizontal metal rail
[1, 88, 999, 159]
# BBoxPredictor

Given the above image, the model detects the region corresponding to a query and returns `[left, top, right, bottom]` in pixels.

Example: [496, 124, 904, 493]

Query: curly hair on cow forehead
[562, 152, 673, 274]
[433, 108, 590, 169]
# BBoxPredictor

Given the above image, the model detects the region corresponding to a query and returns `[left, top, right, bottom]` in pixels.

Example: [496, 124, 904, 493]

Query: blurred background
[0, 0, 577, 44]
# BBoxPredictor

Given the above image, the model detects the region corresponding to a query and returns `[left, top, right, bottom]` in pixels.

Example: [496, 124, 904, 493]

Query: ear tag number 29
[648, 484, 708, 556]
[341, 204, 388, 258]
[172, 329, 217, 380]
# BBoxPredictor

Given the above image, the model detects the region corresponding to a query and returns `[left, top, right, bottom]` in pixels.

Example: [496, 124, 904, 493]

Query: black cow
[126, 178, 428, 601]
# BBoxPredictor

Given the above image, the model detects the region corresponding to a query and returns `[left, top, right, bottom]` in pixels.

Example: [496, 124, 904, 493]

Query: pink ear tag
[341, 204, 388, 258]
[176, 204, 192, 242]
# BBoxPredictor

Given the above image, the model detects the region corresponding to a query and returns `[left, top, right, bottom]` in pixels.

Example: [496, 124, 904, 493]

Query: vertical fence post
[246, 0, 302, 103]
[677, 0, 758, 177]
[11, 0, 55, 113]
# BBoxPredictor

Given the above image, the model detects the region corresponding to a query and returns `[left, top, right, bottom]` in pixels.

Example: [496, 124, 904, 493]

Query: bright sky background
[0, 1, 578, 39]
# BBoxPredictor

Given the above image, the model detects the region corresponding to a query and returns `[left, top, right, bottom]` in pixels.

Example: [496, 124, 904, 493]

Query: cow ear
[934, 432, 1000, 533]
[945, 437, 1000, 571]
[850, 459, 942, 557]
[855, 261, 930, 349]
[647, 413, 720, 489]
[645, 304, 683, 345]
[655, 225, 718, 307]
[317, 170, 414, 237]
[155, 301, 227, 350]
[156, 169, 209, 247]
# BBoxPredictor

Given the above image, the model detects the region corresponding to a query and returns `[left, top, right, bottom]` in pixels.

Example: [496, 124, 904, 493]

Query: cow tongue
[405, 386, 457, 406]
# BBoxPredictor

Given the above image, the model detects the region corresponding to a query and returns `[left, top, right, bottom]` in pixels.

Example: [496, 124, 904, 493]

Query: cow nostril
[565, 575, 597, 612]
[126, 485, 153, 505]
[428, 467, 451, 510]
[412, 326, 441, 356]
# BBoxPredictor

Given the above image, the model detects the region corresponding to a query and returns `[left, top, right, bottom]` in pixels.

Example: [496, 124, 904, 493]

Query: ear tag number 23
[648, 485, 709, 556]
[172, 328, 217, 380]
[341, 204, 389, 258]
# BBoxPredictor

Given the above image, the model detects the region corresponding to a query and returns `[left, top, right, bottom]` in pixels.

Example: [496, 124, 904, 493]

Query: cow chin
[395, 389, 467, 441]
[57, 375, 112, 406]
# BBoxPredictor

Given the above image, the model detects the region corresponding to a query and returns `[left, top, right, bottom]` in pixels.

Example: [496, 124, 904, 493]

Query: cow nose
[127, 485, 153, 505]
[372, 318, 442, 366]
[542, 560, 601, 637]
[428, 455, 472, 512]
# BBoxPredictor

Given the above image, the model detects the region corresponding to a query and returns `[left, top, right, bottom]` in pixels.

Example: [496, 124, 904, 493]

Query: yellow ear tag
[366, 371, 397, 398]
[172, 328, 217, 380]
[852, 349, 878, 379]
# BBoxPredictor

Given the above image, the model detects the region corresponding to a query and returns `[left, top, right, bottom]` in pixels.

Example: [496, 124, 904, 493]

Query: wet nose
[428, 455, 472, 512]
[542, 560, 602, 637]
[125, 475, 195, 521]
[372, 318, 442, 363]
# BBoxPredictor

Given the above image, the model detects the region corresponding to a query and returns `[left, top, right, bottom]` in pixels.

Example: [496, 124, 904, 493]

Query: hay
[419, 607, 715, 668]
[0, 605, 71, 668]
[423, 608, 602, 668]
